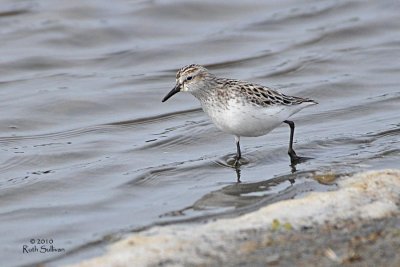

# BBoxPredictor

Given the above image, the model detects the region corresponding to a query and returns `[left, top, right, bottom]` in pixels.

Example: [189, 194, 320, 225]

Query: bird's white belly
[203, 101, 310, 137]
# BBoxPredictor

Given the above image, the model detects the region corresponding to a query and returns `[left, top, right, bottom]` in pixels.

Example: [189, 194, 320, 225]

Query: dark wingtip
[305, 99, 318, 104]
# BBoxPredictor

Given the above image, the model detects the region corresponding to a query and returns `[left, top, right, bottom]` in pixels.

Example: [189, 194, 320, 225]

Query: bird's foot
[288, 149, 313, 165]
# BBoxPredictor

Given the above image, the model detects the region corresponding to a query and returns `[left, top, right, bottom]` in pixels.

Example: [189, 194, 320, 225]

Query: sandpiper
[162, 64, 317, 167]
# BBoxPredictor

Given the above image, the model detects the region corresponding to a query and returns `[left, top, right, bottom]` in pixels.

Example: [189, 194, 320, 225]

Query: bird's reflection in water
[235, 168, 241, 183]
[234, 165, 296, 185]
[160, 154, 320, 218]
[161, 166, 313, 218]
[235, 155, 306, 183]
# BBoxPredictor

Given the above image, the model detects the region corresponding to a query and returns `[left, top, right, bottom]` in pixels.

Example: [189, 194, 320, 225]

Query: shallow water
[0, 0, 399, 266]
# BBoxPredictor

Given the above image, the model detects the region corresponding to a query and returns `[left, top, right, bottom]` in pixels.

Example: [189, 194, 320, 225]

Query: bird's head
[162, 64, 210, 102]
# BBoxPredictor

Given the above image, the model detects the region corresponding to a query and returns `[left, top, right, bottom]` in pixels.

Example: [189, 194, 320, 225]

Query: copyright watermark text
[22, 239, 65, 254]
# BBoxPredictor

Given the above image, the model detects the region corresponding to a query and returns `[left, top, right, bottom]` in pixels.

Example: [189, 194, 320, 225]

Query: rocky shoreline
[68, 170, 400, 267]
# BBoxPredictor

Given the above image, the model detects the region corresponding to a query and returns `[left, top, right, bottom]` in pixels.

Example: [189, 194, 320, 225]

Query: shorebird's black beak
[162, 84, 181, 102]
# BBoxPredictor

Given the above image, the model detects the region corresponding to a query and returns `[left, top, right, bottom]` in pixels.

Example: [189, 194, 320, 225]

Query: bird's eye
[186, 76, 193, 81]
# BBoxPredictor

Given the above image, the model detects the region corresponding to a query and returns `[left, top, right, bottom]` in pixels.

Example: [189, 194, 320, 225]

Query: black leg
[283, 120, 300, 164]
[234, 136, 241, 167]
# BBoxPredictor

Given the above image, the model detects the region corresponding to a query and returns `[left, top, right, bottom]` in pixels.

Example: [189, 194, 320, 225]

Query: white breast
[202, 99, 315, 137]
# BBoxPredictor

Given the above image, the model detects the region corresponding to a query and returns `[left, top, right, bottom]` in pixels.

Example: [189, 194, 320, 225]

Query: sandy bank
[68, 170, 400, 267]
